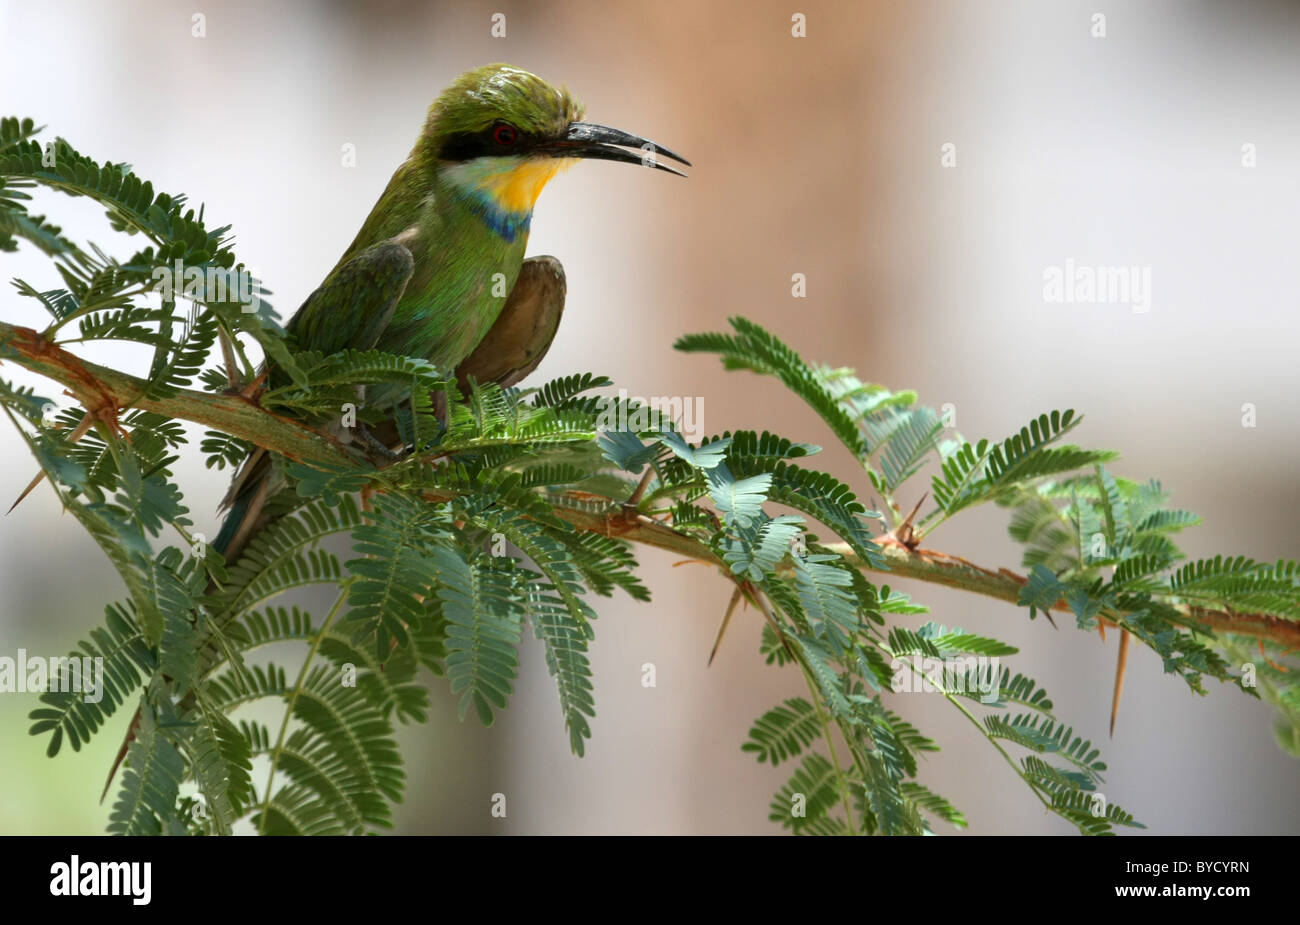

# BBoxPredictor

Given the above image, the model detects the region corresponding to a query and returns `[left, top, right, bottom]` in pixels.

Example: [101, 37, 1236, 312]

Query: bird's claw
[356, 422, 406, 461]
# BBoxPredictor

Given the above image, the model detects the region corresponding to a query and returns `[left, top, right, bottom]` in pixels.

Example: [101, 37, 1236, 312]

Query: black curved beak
[540, 121, 691, 177]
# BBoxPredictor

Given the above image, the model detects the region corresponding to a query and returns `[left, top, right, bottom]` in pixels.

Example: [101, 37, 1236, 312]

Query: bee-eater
[104, 64, 688, 796]
[213, 62, 689, 560]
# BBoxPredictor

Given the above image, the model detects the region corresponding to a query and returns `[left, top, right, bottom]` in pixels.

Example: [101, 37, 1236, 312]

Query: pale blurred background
[1, 0, 1297, 835]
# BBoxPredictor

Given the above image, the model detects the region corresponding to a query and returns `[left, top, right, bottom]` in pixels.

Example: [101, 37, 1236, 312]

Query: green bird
[212, 62, 689, 561]
[103, 63, 688, 797]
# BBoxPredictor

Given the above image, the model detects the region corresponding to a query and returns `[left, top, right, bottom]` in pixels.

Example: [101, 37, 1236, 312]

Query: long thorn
[626, 466, 655, 507]
[708, 587, 743, 666]
[895, 492, 929, 548]
[1259, 638, 1290, 673]
[7, 470, 47, 514]
[101, 709, 141, 803]
[1109, 629, 1131, 737]
[902, 491, 928, 528]
[219, 330, 241, 390]
[9, 410, 98, 514]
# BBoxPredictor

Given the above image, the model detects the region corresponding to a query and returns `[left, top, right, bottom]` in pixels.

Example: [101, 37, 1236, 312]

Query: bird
[212, 62, 689, 563]
[102, 63, 689, 799]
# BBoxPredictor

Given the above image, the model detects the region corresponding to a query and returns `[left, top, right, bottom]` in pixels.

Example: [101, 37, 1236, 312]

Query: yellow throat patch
[448, 156, 579, 217]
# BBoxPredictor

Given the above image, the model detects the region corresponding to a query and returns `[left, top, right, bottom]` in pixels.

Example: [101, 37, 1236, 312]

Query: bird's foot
[356, 422, 406, 461]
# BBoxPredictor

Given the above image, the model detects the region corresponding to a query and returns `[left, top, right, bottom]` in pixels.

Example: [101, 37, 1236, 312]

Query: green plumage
[288, 64, 582, 409]
[214, 66, 583, 556]
[212, 62, 689, 559]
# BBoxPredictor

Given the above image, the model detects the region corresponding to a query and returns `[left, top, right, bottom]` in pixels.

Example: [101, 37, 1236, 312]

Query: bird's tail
[212, 485, 253, 558]
[211, 448, 279, 562]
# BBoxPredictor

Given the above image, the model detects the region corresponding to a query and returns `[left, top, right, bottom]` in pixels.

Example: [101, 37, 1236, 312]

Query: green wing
[289, 240, 415, 354]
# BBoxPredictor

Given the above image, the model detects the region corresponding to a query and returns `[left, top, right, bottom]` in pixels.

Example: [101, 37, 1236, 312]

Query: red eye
[493, 124, 517, 146]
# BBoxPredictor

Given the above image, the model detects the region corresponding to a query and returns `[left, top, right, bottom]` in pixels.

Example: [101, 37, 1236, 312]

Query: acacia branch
[562, 502, 1299, 647]
[0, 321, 354, 467]
[2, 317, 1296, 649]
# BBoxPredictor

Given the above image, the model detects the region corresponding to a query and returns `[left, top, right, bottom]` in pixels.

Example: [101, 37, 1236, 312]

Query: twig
[3, 317, 1295, 649]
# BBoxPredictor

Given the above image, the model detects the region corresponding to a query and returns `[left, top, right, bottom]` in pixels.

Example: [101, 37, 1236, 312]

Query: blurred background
[1, 0, 1297, 834]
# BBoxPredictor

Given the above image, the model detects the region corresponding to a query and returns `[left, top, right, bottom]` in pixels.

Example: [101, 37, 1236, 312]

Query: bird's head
[421, 64, 688, 238]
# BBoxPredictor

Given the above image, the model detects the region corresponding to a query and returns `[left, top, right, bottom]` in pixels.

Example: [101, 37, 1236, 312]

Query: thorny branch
[2, 317, 1296, 649]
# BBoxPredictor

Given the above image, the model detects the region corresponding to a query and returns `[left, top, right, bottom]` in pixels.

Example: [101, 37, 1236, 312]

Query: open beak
[541, 121, 691, 177]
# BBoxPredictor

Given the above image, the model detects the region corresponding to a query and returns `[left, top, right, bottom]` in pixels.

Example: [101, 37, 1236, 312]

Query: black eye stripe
[440, 125, 528, 161]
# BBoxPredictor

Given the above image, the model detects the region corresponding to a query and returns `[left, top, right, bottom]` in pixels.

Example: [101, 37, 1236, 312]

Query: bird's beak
[539, 122, 691, 177]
